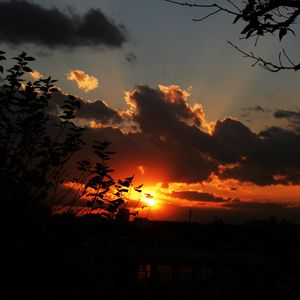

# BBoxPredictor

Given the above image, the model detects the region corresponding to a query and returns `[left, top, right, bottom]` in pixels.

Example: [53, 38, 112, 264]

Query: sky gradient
[1, 0, 300, 223]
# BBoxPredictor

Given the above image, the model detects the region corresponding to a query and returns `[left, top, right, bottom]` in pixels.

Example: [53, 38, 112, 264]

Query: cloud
[126, 85, 210, 141]
[244, 105, 267, 113]
[49, 92, 122, 126]
[212, 118, 258, 163]
[223, 200, 286, 210]
[137, 165, 145, 175]
[274, 109, 300, 132]
[0, 1, 127, 49]
[240, 105, 268, 118]
[29, 70, 42, 81]
[123, 85, 216, 183]
[170, 191, 230, 203]
[81, 86, 300, 186]
[218, 125, 300, 185]
[67, 70, 99, 92]
[125, 52, 137, 64]
[47, 85, 300, 187]
[77, 100, 122, 123]
[274, 110, 300, 120]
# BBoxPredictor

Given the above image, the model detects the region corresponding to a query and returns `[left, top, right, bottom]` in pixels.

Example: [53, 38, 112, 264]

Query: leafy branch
[165, 0, 300, 71]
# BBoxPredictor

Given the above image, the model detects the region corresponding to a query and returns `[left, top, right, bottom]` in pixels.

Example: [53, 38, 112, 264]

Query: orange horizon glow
[59, 168, 300, 221]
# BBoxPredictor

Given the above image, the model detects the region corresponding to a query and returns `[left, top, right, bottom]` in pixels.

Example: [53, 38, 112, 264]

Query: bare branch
[228, 41, 300, 72]
[192, 8, 222, 22]
[164, 0, 239, 17]
[165, 0, 300, 72]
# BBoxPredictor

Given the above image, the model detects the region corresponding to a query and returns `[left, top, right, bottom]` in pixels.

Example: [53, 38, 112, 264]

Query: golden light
[145, 198, 155, 207]
[142, 192, 156, 207]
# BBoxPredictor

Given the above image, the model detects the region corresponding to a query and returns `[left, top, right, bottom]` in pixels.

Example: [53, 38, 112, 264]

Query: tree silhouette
[0, 51, 143, 219]
[0, 51, 85, 215]
[165, 0, 300, 72]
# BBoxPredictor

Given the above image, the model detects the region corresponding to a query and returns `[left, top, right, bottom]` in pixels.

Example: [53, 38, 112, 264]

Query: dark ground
[7, 212, 300, 299]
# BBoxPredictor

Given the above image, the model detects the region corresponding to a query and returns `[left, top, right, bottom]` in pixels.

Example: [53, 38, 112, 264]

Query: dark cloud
[170, 191, 230, 203]
[219, 126, 300, 185]
[274, 109, 300, 132]
[126, 85, 216, 182]
[54, 85, 216, 184]
[0, 1, 127, 49]
[125, 52, 137, 64]
[274, 110, 300, 120]
[212, 118, 258, 163]
[50, 92, 123, 125]
[77, 100, 122, 124]
[240, 106, 270, 118]
[244, 105, 266, 113]
[223, 200, 286, 210]
[47, 85, 300, 186]
[129, 85, 211, 148]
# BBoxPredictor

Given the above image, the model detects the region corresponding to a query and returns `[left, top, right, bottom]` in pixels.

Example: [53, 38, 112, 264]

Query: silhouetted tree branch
[165, 0, 300, 71]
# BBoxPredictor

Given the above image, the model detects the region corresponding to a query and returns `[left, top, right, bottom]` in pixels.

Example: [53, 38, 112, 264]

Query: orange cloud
[29, 70, 42, 81]
[158, 84, 190, 102]
[137, 165, 145, 175]
[67, 70, 98, 92]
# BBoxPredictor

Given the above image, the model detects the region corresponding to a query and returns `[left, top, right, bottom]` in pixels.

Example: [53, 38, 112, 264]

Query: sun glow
[142, 192, 156, 207]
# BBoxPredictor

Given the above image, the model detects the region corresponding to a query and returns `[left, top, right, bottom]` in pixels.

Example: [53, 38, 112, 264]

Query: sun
[145, 198, 155, 207]
[142, 192, 156, 207]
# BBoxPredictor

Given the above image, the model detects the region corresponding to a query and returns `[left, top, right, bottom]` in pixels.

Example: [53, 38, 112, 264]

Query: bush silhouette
[0, 51, 86, 215]
[0, 51, 142, 219]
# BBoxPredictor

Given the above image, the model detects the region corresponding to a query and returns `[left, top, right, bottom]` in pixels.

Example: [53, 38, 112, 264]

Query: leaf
[111, 198, 125, 205]
[264, 14, 273, 21]
[96, 200, 104, 206]
[24, 56, 36, 61]
[246, 29, 254, 39]
[87, 201, 94, 207]
[20, 51, 27, 58]
[107, 205, 118, 213]
[126, 175, 134, 182]
[279, 28, 287, 41]
[23, 66, 33, 73]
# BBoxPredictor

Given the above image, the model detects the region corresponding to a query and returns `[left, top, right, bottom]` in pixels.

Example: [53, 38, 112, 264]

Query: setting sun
[142, 193, 156, 207]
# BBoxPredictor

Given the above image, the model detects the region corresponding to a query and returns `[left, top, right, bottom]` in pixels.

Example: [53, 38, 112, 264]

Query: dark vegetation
[0, 51, 143, 221]
[3, 52, 300, 299]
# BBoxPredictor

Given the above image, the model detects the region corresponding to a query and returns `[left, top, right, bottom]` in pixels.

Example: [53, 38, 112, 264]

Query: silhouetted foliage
[165, 0, 300, 72]
[0, 51, 143, 219]
[73, 142, 136, 219]
[0, 51, 85, 215]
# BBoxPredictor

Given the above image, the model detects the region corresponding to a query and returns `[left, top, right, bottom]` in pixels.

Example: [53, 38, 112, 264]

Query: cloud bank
[0, 0, 127, 49]
[169, 191, 230, 203]
[50, 85, 300, 187]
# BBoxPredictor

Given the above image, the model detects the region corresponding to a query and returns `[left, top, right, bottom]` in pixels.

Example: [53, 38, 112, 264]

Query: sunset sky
[1, 0, 300, 223]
